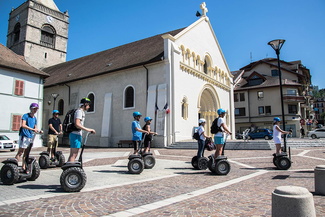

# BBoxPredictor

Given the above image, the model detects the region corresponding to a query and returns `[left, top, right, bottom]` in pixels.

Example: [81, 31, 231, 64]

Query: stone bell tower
[6, 0, 69, 69]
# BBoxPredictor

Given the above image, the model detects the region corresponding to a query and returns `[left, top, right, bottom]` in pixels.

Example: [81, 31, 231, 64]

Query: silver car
[307, 128, 325, 139]
[0, 135, 18, 152]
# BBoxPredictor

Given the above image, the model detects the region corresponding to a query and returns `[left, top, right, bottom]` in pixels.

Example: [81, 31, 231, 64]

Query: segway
[0, 132, 42, 185]
[39, 136, 65, 169]
[60, 132, 92, 192]
[272, 134, 292, 170]
[208, 135, 231, 175]
[191, 138, 210, 170]
[128, 134, 156, 174]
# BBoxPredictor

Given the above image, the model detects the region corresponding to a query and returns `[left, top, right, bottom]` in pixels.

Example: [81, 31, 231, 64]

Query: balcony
[283, 94, 305, 102]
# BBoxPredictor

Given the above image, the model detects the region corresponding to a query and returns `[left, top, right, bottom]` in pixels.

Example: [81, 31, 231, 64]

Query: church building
[6, 1, 235, 147]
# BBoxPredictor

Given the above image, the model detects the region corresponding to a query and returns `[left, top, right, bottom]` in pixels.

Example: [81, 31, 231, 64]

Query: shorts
[214, 136, 224, 145]
[18, 136, 33, 149]
[47, 134, 58, 149]
[273, 137, 281, 144]
[69, 133, 82, 148]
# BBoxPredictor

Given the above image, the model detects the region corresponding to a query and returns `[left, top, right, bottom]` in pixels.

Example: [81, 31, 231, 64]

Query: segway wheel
[60, 167, 87, 192]
[197, 157, 208, 170]
[207, 156, 216, 174]
[191, 156, 199, 169]
[0, 163, 19, 185]
[215, 160, 231, 175]
[39, 155, 50, 169]
[57, 154, 66, 167]
[276, 157, 291, 170]
[128, 158, 144, 174]
[27, 162, 41, 181]
[143, 155, 156, 169]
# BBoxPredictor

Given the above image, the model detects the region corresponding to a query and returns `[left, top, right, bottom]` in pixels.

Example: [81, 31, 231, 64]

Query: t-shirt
[273, 125, 281, 140]
[132, 120, 142, 141]
[198, 125, 206, 141]
[215, 117, 225, 137]
[20, 113, 37, 138]
[71, 109, 85, 136]
[48, 117, 61, 135]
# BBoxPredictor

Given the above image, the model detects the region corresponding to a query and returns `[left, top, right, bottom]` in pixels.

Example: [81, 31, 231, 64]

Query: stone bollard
[272, 186, 316, 217]
[315, 165, 325, 195]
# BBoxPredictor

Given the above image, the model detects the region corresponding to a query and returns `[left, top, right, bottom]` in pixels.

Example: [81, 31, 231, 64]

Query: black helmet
[80, 97, 91, 104]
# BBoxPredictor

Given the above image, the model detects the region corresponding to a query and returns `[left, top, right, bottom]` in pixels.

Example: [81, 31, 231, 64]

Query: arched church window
[181, 97, 188, 120]
[203, 56, 211, 74]
[87, 93, 95, 112]
[124, 86, 134, 108]
[40, 25, 56, 48]
[58, 99, 64, 115]
[13, 23, 21, 44]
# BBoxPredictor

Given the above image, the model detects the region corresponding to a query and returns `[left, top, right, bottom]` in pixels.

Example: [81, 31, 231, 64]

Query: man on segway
[47, 110, 62, 160]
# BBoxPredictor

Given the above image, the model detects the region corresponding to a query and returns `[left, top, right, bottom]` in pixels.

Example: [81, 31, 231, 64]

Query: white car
[307, 128, 325, 139]
[0, 135, 18, 152]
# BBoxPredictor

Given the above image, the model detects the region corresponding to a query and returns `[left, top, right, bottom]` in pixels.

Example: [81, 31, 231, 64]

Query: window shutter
[12, 115, 22, 131]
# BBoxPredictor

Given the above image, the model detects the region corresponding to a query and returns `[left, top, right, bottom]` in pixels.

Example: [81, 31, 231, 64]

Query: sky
[0, 0, 324, 89]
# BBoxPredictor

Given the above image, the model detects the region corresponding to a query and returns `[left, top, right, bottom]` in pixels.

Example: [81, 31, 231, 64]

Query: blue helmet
[52, 110, 59, 114]
[217, 108, 226, 115]
[144, 117, 152, 122]
[133, 111, 142, 117]
[274, 117, 281, 122]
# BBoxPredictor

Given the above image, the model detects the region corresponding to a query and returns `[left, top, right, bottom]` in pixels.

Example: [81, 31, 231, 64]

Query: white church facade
[5, 0, 235, 147]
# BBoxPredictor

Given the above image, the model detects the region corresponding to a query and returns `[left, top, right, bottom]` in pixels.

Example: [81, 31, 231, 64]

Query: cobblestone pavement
[0, 146, 324, 217]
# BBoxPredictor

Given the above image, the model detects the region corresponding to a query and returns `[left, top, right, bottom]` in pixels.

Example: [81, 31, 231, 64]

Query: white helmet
[199, 118, 206, 124]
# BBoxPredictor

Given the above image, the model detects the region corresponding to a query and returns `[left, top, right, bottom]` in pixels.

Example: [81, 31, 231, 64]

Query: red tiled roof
[43, 28, 185, 87]
[0, 43, 49, 77]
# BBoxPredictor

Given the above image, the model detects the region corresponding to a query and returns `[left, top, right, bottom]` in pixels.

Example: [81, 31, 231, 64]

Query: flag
[164, 103, 170, 114]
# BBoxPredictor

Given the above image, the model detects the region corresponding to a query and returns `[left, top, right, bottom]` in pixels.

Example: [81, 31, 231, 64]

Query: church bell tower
[6, 0, 69, 69]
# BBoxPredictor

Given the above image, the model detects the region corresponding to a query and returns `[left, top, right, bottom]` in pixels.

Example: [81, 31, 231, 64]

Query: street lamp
[268, 39, 287, 151]
[51, 93, 59, 111]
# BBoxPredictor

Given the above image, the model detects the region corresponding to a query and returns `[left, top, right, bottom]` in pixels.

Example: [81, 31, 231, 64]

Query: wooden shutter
[12, 115, 22, 131]
[14, 80, 24, 96]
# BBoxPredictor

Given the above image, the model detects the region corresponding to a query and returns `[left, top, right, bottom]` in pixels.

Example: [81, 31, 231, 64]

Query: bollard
[272, 186, 316, 217]
[315, 165, 325, 195]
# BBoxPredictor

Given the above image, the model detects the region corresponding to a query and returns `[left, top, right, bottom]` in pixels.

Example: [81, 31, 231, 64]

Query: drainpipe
[143, 65, 149, 103]
[64, 84, 71, 105]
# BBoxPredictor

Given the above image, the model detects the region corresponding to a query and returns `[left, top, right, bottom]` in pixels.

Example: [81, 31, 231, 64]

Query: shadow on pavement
[93, 169, 128, 174]
[17, 184, 62, 192]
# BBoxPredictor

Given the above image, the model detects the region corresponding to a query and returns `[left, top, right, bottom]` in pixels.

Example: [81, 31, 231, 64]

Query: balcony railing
[283, 94, 305, 102]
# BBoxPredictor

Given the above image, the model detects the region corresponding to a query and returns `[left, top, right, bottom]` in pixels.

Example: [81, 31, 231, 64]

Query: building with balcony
[232, 58, 313, 137]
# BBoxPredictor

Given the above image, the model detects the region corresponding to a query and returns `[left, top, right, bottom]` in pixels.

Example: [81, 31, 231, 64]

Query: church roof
[44, 28, 184, 87]
[0, 43, 49, 77]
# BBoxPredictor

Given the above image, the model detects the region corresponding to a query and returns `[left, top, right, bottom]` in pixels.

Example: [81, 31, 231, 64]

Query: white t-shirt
[71, 109, 85, 136]
[215, 117, 225, 137]
[198, 125, 206, 141]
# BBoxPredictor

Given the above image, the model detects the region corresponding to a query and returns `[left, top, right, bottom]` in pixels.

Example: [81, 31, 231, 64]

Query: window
[203, 56, 211, 74]
[258, 106, 264, 114]
[40, 25, 55, 48]
[181, 97, 188, 120]
[257, 91, 264, 100]
[271, 69, 279, 76]
[287, 89, 297, 96]
[234, 93, 238, 102]
[240, 93, 245, 101]
[124, 86, 134, 108]
[12, 115, 21, 131]
[288, 105, 297, 114]
[235, 108, 245, 116]
[247, 78, 263, 86]
[265, 106, 271, 115]
[14, 80, 24, 96]
[13, 23, 21, 43]
[58, 99, 64, 115]
[87, 93, 95, 112]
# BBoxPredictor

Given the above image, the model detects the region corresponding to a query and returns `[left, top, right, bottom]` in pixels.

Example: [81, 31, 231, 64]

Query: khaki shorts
[48, 134, 58, 149]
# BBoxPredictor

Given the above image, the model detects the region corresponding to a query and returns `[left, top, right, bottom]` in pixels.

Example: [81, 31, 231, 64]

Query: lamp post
[268, 39, 287, 151]
[51, 93, 59, 111]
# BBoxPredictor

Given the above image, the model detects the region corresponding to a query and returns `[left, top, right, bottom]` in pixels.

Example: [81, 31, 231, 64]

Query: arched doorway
[198, 85, 220, 136]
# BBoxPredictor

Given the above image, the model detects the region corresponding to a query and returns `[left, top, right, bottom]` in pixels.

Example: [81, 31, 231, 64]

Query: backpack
[210, 118, 222, 134]
[62, 109, 80, 133]
[193, 131, 200, 140]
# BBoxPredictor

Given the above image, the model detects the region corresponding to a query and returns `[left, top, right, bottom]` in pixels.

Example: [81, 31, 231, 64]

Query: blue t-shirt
[132, 120, 142, 141]
[20, 113, 37, 138]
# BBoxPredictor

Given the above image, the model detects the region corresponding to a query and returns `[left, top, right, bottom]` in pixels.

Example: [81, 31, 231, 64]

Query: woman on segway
[214, 109, 232, 159]
[142, 117, 157, 153]
[197, 118, 210, 159]
[273, 117, 290, 156]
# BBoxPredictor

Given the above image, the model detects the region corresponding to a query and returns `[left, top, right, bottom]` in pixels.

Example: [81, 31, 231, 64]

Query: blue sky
[0, 0, 324, 89]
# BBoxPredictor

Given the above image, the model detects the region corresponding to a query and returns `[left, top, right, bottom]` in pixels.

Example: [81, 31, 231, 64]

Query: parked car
[0, 135, 18, 152]
[307, 128, 325, 139]
[247, 129, 273, 140]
